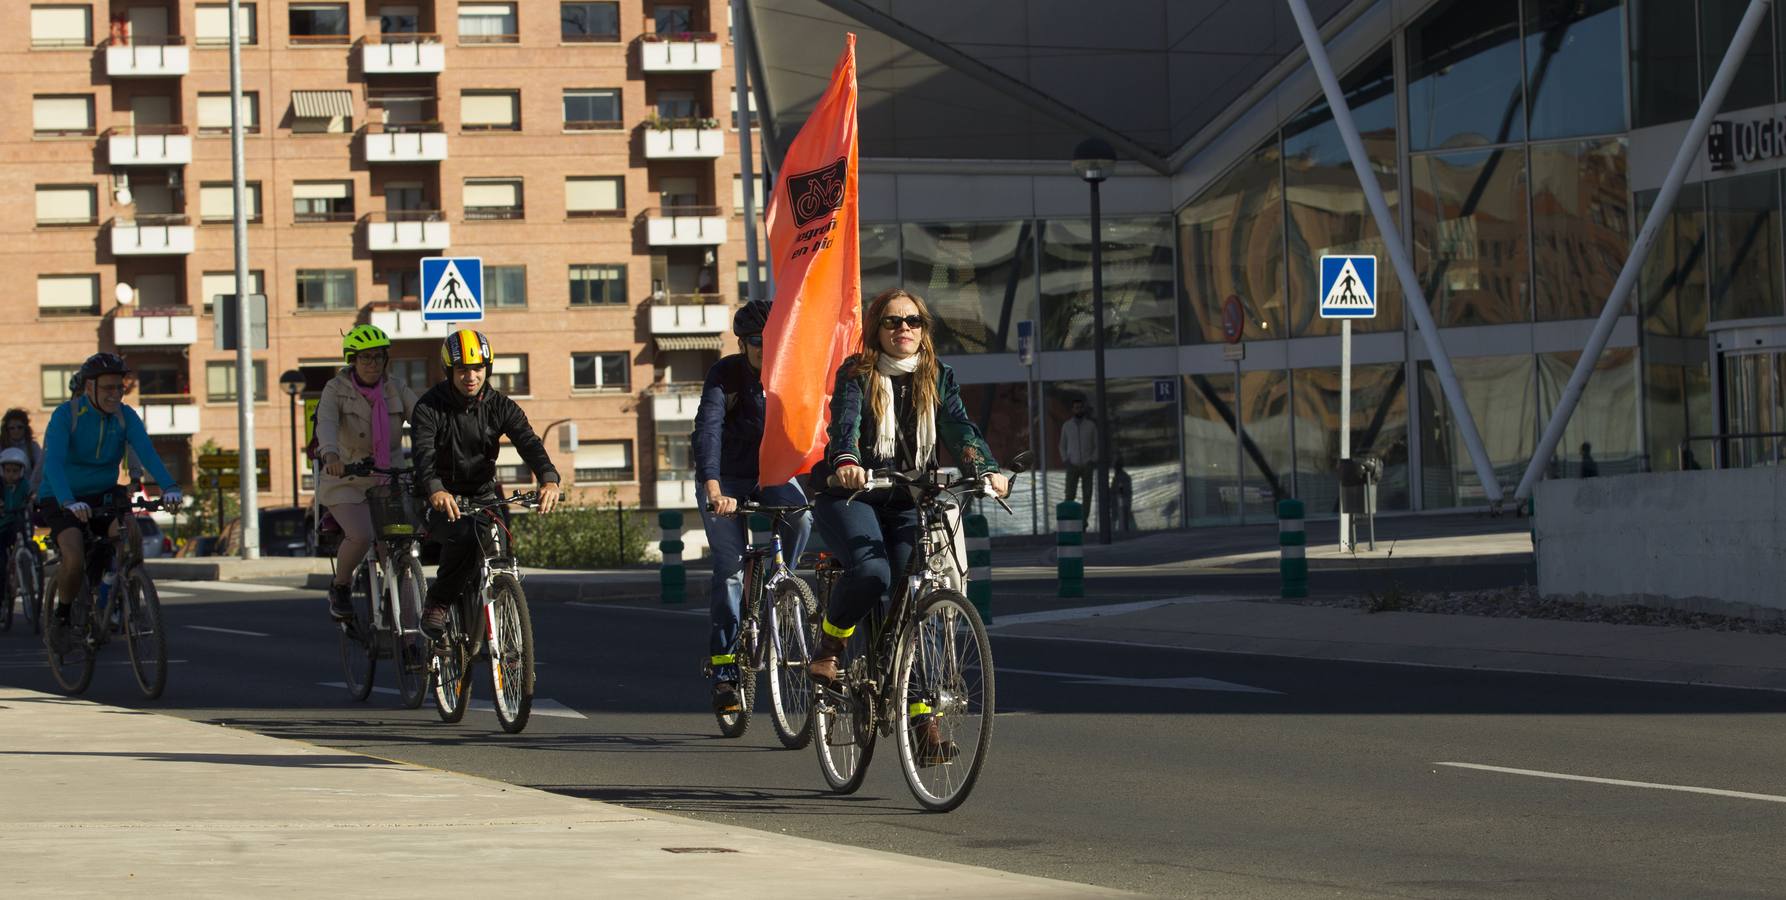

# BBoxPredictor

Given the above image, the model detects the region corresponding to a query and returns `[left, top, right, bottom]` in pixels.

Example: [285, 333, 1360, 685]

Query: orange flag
[759, 34, 860, 485]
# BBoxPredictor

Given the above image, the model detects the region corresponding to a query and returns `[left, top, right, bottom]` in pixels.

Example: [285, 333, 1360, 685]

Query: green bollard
[659, 509, 685, 604]
[1056, 500, 1084, 599]
[965, 513, 991, 622]
[1278, 499, 1307, 599]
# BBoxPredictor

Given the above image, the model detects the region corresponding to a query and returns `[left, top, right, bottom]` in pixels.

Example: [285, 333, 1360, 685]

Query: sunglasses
[880, 314, 926, 332]
[743, 334, 764, 347]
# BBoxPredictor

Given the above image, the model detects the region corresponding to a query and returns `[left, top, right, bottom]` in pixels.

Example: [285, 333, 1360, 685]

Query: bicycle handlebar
[705, 499, 814, 517]
[341, 460, 415, 478]
[455, 491, 541, 514]
[827, 467, 1014, 514]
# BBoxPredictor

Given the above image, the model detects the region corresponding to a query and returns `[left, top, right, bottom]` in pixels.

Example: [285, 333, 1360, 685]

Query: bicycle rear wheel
[767, 576, 818, 750]
[338, 565, 376, 702]
[16, 545, 41, 635]
[488, 574, 534, 734]
[393, 554, 428, 710]
[715, 561, 760, 739]
[433, 605, 474, 723]
[814, 625, 875, 793]
[46, 584, 95, 695]
[894, 590, 994, 813]
[122, 567, 168, 699]
[0, 556, 14, 633]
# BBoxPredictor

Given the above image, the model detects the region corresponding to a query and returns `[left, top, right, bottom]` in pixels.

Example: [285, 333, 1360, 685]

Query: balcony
[638, 34, 721, 72]
[649, 384, 702, 422]
[111, 216, 195, 256]
[370, 306, 456, 340]
[364, 211, 450, 252]
[360, 34, 445, 74]
[642, 122, 724, 160]
[655, 477, 700, 509]
[113, 310, 199, 346]
[363, 123, 448, 164]
[139, 399, 200, 436]
[645, 207, 727, 247]
[650, 296, 729, 334]
[104, 37, 190, 77]
[106, 126, 192, 166]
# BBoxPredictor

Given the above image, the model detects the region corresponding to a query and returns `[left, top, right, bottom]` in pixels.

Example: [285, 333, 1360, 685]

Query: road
[4, 576, 1786, 898]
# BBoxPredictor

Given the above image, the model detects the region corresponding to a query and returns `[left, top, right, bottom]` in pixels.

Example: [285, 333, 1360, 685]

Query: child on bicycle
[0, 448, 33, 573]
[806, 289, 1007, 765]
[693, 300, 812, 715]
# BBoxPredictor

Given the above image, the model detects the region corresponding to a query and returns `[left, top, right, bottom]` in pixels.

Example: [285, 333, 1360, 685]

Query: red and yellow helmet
[441, 329, 492, 369]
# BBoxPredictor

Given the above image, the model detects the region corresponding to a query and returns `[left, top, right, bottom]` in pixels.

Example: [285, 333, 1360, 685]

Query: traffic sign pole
[1340, 318, 1351, 553]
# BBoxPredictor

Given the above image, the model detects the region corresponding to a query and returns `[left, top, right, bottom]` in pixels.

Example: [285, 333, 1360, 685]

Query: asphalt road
[5, 576, 1786, 898]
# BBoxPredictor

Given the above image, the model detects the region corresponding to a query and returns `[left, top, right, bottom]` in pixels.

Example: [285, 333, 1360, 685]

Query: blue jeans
[703, 477, 811, 683]
[810, 494, 918, 637]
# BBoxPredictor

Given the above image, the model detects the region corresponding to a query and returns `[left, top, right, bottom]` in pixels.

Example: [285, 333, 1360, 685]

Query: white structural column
[1283, 0, 1504, 506]
[229, 0, 259, 558]
[1516, 0, 1775, 501]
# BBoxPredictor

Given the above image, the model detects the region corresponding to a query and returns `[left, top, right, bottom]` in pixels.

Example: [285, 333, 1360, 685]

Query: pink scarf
[352, 376, 392, 472]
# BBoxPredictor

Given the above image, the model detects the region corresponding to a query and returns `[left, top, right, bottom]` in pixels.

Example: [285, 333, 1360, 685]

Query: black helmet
[78, 352, 131, 381]
[733, 300, 771, 337]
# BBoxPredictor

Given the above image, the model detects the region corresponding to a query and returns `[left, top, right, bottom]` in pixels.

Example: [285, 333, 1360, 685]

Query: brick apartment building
[3, 0, 761, 510]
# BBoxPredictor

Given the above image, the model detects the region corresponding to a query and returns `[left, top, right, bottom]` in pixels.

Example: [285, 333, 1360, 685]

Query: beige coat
[314, 369, 418, 508]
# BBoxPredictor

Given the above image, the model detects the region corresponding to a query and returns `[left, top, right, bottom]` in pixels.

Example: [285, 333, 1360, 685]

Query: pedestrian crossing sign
[421, 257, 483, 323]
[1319, 255, 1376, 318]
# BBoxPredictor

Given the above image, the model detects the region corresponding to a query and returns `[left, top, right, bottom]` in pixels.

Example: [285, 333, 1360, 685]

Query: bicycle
[1, 527, 43, 634]
[428, 490, 539, 734]
[333, 462, 431, 710]
[812, 452, 1030, 812]
[702, 500, 819, 748]
[41, 496, 174, 699]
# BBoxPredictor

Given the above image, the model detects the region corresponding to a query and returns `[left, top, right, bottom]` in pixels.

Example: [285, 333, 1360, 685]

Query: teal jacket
[42, 397, 177, 507]
[0, 479, 29, 529]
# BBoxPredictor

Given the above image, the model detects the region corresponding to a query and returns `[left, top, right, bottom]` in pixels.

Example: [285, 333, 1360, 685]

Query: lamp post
[1072, 138, 1116, 545]
[279, 369, 304, 507]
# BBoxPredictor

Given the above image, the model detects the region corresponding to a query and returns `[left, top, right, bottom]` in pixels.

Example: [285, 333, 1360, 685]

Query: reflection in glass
[1412, 147, 1531, 325]
[1718, 351, 1786, 466]
[1531, 139, 1629, 321]
[1707, 171, 1783, 322]
[1182, 373, 1239, 525]
[1644, 362, 1714, 471]
[1537, 349, 1640, 477]
[861, 223, 901, 304]
[1631, 0, 1700, 128]
[1635, 185, 1710, 337]
[901, 221, 1035, 355]
[1039, 216, 1175, 350]
[1178, 144, 1285, 344]
[1702, 0, 1775, 113]
[1046, 380, 1183, 533]
[1239, 368, 1294, 521]
[1419, 355, 1535, 507]
[1407, 0, 1525, 150]
[1524, 0, 1625, 139]
[1285, 48, 1402, 337]
[956, 383, 1038, 536]
[1291, 364, 1411, 515]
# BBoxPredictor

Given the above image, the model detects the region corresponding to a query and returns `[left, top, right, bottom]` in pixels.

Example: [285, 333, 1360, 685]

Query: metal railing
[565, 119, 625, 131]
[366, 210, 444, 224]
[289, 33, 351, 46]
[364, 120, 444, 134]
[652, 292, 726, 306]
[362, 32, 441, 45]
[459, 33, 520, 45]
[644, 205, 722, 218]
[1681, 432, 1786, 470]
[102, 35, 188, 47]
[640, 32, 719, 43]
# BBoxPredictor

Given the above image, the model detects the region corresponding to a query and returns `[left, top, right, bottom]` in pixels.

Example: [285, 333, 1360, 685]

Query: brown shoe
[912, 717, 959, 767]
[808, 632, 847, 684]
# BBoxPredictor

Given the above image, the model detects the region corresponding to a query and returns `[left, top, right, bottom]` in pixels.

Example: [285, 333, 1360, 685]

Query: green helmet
[342, 324, 392, 363]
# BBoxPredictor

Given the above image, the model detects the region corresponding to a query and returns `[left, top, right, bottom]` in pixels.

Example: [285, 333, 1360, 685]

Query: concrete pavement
[0, 685, 1122, 898]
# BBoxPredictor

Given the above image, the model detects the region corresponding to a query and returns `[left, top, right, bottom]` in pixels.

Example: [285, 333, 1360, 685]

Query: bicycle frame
[737, 513, 800, 673]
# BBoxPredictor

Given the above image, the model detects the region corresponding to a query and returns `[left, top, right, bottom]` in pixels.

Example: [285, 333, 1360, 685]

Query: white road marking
[1436, 762, 1786, 804]
[988, 597, 1241, 628]
[565, 600, 704, 618]
[186, 625, 270, 638]
[316, 682, 587, 719]
[997, 666, 1282, 694]
[158, 590, 193, 598]
[159, 581, 297, 593]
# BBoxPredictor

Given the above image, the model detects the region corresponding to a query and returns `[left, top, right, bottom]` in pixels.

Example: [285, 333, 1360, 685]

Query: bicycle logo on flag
[786, 157, 847, 227]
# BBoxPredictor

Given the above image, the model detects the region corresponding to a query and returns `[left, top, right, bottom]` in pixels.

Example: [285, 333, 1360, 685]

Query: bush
[509, 492, 652, 568]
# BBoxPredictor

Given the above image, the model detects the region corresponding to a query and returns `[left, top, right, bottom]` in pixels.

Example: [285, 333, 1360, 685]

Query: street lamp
[279, 369, 305, 507]
[1072, 137, 1116, 545]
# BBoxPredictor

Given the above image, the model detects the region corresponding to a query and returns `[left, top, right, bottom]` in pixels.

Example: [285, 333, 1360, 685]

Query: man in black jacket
[412, 329, 562, 637]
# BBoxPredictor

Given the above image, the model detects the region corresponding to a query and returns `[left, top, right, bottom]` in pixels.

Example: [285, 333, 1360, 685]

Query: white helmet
[0, 447, 28, 469]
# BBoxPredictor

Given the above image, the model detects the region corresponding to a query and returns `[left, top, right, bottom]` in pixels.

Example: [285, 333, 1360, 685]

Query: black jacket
[811, 356, 996, 492]
[409, 380, 559, 498]
[691, 354, 765, 484]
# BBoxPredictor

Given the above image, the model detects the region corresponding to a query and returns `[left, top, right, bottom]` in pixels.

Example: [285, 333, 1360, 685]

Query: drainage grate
[661, 847, 739, 854]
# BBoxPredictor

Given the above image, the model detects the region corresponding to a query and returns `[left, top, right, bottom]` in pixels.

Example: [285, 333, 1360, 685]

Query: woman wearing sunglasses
[0, 409, 44, 496]
[806, 289, 1009, 763]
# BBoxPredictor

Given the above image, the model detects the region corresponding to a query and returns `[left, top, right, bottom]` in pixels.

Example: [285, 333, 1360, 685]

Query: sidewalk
[0, 687, 1123, 899]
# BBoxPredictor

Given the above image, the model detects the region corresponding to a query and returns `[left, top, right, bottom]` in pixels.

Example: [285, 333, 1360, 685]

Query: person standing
[1059, 399, 1098, 513]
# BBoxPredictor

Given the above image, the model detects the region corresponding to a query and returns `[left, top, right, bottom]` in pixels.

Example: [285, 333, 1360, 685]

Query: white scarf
[873, 353, 934, 468]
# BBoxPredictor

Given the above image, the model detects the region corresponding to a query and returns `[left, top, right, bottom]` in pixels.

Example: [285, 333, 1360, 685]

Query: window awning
[655, 335, 722, 352]
[292, 90, 353, 119]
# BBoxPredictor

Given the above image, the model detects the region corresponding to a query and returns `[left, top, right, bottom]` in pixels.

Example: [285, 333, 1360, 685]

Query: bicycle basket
[366, 484, 423, 538]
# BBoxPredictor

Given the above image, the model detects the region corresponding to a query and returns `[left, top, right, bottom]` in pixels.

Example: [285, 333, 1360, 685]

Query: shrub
[509, 491, 651, 568]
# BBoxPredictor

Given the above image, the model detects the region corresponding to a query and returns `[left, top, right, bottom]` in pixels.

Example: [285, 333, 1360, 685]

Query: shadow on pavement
[0, 749, 396, 769]
[538, 781, 922, 816]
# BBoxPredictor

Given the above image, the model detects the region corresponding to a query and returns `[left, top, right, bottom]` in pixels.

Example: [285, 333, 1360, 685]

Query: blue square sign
[1319, 255, 1376, 319]
[421, 257, 483, 322]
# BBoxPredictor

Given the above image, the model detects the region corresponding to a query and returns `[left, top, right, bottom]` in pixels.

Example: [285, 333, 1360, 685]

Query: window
[290, 90, 352, 133]
[31, 5, 92, 48]
[195, 3, 255, 45]
[563, 88, 621, 129]
[461, 90, 520, 131]
[197, 92, 260, 134]
[561, 2, 619, 42]
[293, 181, 353, 222]
[200, 270, 265, 315]
[656, 433, 692, 480]
[380, 267, 421, 304]
[42, 365, 81, 405]
[32, 94, 93, 137]
[574, 440, 632, 482]
[206, 360, 269, 402]
[566, 176, 624, 217]
[655, 90, 698, 120]
[654, 5, 693, 35]
[572, 352, 629, 391]
[379, 4, 419, 33]
[486, 265, 527, 308]
[35, 185, 96, 226]
[459, 3, 517, 43]
[295, 269, 357, 310]
[570, 264, 627, 305]
[463, 178, 524, 220]
[136, 363, 184, 399]
[37, 275, 98, 317]
[658, 175, 700, 209]
[731, 175, 763, 215]
[490, 355, 529, 395]
[730, 91, 757, 130]
[736, 261, 766, 299]
[389, 358, 429, 391]
[200, 182, 262, 223]
[289, 3, 348, 43]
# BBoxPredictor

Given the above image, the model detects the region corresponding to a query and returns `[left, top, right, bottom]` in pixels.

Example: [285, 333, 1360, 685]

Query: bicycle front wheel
[433, 605, 473, 723]
[894, 590, 995, 813]
[767, 576, 818, 750]
[488, 574, 534, 734]
[16, 545, 41, 635]
[122, 567, 168, 699]
[393, 555, 428, 710]
[339, 565, 376, 702]
[814, 625, 875, 793]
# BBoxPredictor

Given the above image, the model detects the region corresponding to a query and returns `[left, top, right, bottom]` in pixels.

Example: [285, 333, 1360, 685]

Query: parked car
[259, 507, 312, 557]
[136, 516, 173, 559]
